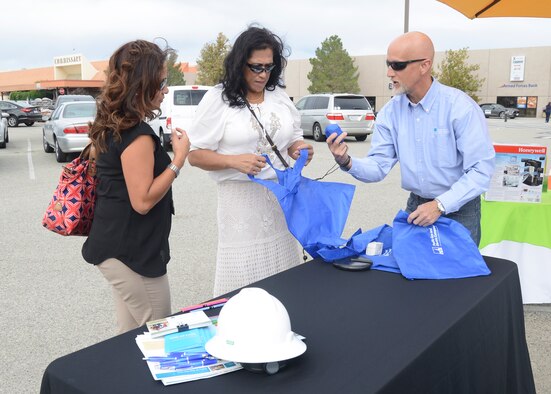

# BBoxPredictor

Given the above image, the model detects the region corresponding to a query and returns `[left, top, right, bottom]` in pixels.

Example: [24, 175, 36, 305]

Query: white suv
[295, 93, 375, 142]
[148, 85, 211, 149]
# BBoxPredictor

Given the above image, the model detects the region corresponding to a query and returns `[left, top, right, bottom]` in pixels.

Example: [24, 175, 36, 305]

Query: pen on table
[180, 298, 228, 313]
[193, 303, 226, 313]
[157, 357, 216, 368]
[160, 358, 218, 370]
[143, 351, 210, 361]
[170, 358, 218, 369]
[144, 355, 214, 363]
[167, 351, 210, 358]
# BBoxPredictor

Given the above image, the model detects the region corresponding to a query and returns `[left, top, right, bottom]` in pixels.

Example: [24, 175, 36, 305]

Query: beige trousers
[97, 258, 171, 334]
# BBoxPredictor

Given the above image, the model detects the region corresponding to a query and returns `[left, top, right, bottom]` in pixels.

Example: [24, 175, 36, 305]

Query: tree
[307, 35, 360, 94]
[167, 52, 186, 86]
[433, 48, 485, 102]
[196, 32, 231, 86]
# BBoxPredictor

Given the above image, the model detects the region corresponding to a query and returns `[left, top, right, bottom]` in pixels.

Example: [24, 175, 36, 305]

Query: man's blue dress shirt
[348, 79, 495, 214]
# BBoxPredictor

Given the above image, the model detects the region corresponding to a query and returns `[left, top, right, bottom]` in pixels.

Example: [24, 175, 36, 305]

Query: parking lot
[1, 118, 550, 393]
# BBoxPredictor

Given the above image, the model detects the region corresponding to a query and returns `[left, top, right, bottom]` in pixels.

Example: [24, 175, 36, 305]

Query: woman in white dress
[188, 25, 314, 296]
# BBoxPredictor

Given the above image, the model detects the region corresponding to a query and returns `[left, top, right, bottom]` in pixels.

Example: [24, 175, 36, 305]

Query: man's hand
[326, 132, 350, 166]
[407, 200, 442, 226]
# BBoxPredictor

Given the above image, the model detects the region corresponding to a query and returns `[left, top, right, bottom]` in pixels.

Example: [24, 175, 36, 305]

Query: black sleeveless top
[82, 121, 173, 277]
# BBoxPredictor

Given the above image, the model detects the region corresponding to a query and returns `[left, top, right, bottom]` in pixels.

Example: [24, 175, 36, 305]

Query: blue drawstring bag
[249, 149, 355, 258]
[392, 210, 491, 279]
[316, 225, 387, 260]
[316, 221, 400, 273]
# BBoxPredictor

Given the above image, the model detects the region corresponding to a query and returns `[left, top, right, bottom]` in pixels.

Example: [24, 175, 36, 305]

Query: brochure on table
[138, 308, 242, 385]
[485, 144, 547, 203]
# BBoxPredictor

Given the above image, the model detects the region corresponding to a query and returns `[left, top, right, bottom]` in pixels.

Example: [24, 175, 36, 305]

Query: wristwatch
[435, 199, 445, 214]
[338, 155, 352, 171]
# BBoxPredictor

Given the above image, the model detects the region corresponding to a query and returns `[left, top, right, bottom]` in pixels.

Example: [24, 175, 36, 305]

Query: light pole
[404, 0, 410, 33]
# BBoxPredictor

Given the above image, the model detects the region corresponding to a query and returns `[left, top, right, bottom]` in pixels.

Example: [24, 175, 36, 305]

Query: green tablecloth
[480, 191, 551, 249]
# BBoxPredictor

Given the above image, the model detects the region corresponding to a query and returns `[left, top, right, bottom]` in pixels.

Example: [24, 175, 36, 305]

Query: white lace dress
[188, 85, 304, 296]
[215, 181, 301, 295]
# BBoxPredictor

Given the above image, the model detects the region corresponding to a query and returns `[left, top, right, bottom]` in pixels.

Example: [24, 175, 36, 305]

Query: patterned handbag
[42, 144, 97, 236]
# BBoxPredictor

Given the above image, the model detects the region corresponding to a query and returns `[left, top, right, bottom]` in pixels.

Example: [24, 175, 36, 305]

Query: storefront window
[497, 96, 538, 118]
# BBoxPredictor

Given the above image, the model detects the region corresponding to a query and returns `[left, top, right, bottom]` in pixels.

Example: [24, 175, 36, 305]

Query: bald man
[327, 32, 495, 245]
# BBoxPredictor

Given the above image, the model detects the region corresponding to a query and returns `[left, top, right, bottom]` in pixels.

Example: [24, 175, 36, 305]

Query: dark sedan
[0, 100, 43, 127]
[480, 103, 520, 119]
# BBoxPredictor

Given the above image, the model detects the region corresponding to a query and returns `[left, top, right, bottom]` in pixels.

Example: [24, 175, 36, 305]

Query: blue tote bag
[392, 210, 491, 280]
[317, 224, 400, 273]
[249, 149, 355, 258]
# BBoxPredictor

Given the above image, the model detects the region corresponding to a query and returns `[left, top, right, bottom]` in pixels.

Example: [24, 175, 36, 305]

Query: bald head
[388, 31, 435, 64]
[386, 32, 435, 103]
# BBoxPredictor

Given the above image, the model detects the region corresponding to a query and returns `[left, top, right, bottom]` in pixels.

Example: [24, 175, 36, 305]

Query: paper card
[146, 311, 211, 338]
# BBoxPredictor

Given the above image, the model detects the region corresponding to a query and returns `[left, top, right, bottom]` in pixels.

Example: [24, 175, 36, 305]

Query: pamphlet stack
[136, 302, 242, 385]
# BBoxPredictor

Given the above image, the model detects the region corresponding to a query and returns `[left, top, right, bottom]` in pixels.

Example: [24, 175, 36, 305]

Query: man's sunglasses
[160, 77, 168, 90]
[386, 58, 426, 71]
[247, 63, 276, 74]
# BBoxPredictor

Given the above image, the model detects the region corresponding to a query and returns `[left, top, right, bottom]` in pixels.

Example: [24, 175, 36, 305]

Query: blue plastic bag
[392, 210, 491, 279]
[249, 149, 355, 258]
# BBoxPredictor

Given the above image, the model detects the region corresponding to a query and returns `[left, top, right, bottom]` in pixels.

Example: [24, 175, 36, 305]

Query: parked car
[42, 101, 96, 162]
[294, 93, 375, 141]
[0, 100, 43, 127]
[147, 85, 211, 149]
[54, 94, 95, 110]
[480, 103, 519, 119]
[0, 112, 9, 148]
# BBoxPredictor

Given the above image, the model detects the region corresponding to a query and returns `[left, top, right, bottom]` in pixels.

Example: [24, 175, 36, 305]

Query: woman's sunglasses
[160, 77, 168, 90]
[386, 58, 426, 71]
[247, 63, 276, 74]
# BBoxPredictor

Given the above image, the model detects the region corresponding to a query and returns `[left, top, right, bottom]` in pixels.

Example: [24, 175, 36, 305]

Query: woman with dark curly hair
[188, 25, 314, 296]
[82, 39, 190, 333]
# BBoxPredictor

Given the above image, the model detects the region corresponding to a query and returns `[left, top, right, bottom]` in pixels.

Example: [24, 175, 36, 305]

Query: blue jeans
[406, 193, 481, 246]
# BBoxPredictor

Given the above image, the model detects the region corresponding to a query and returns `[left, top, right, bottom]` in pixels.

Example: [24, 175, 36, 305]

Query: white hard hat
[205, 288, 307, 364]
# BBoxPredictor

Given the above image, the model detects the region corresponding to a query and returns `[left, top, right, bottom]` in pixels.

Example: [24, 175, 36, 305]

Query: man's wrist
[337, 155, 351, 171]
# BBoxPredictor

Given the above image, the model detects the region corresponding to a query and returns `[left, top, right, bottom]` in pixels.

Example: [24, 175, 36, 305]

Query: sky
[2, 0, 551, 72]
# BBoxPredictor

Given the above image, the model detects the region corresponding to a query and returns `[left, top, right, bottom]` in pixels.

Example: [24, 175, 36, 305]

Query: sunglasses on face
[160, 77, 168, 90]
[247, 63, 276, 74]
[386, 58, 426, 71]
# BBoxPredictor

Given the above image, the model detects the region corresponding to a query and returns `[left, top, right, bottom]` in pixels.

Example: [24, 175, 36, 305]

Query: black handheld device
[332, 256, 373, 271]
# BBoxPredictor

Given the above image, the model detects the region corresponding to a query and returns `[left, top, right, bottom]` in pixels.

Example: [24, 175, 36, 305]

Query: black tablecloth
[40, 257, 535, 394]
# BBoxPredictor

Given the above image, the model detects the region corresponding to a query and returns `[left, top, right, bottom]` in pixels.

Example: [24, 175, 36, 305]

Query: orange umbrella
[438, 0, 551, 19]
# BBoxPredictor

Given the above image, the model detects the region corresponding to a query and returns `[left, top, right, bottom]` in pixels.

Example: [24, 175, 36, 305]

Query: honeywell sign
[494, 144, 546, 155]
[518, 147, 546, 154]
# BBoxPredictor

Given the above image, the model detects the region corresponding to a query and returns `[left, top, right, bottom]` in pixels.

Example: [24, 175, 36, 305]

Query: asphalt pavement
[0, 117, 550, 393]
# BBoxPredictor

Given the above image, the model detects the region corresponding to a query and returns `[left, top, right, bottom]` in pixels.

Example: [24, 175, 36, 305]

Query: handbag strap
[80, 142, 97, 176]
[245, 99, 289, 168]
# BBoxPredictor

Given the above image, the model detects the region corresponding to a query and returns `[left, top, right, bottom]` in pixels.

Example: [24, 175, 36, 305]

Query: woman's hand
[231, 154, 267, 175]
[171, 127, 190, 168]
[288, 141, 314, 165]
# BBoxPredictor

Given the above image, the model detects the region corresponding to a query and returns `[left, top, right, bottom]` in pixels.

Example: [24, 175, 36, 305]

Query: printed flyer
[485, 144, 547, 203]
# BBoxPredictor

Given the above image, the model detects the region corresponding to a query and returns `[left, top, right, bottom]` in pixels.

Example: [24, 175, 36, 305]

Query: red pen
[180, 298, 228, 313]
